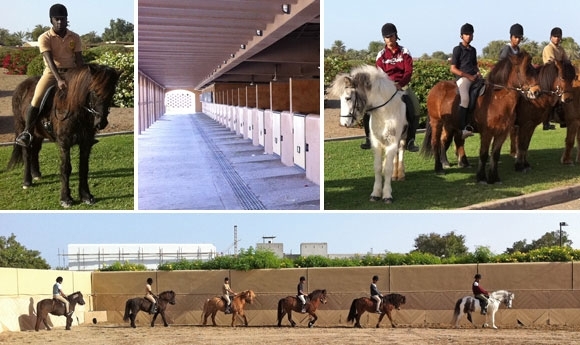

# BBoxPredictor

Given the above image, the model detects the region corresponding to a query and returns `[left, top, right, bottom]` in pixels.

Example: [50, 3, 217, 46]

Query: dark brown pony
[123, 290, 176, 328]
[422, 52, 535, 183]
[8, 64, 120, 207]
[510, 60, 576, 171]
[201, 289, 256, 327]
[346, 293, 406, 328]
[561, 85, 580, 164]
[277, 289, 327, 328]
[35, 291, 85, 331]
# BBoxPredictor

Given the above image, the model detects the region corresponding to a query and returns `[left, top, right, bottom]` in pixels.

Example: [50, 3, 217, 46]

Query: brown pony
[510, 60, 576, 171]
[277, 289, 327, 328]
[201, 289, 256, 327]
[8, 64, 120, 207]
[561, 86, 580, 164]
[346, 293, 406, 328]
[35, 291, 85, 331]
[422, 52, 536, 182]
[123, 290, 176, 328]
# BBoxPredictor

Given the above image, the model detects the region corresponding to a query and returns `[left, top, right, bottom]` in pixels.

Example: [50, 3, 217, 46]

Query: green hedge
[98, 246, 580, 271]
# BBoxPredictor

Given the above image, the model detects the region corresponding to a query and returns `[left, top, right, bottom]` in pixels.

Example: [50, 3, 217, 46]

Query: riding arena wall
[4, 262, 580, 332]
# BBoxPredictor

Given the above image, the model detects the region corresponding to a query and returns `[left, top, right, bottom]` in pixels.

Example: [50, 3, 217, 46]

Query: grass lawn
[324, 126, 580, 210]
[0, 134, 134, 210]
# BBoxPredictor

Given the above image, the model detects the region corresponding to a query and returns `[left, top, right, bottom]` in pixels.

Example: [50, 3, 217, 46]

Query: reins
[340, 89, 400, 120]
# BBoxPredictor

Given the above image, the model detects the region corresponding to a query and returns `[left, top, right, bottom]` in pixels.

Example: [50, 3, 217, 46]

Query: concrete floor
[137, 113, 320, 210]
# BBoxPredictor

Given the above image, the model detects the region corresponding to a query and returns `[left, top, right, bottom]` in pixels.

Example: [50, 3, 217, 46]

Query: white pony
[452, 290, 514, 329]
[327, 65, 407, 203]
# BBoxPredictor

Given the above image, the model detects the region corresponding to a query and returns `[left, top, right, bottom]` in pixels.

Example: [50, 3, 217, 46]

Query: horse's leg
[288, 310, 296, 327]
[380, 143, 398, 203]
[355, 310, 363, 328]
[514, 121, 536, 172]
[58, 144, 74, 207]
[488, 134, 509, 184]
[65, 315, 72, 330]
[78, 143, 95, 204]
[392, 141, 406, 181]
[30, 138, 43, 180]
[453, 135, 470, 168]
[370, 144, 385, 201]
[510, 126, 518, 158]
[130, 312, 137, 328]
[151, 311, 159, 327]
[440, 129, 453, 168]
[211, 310, 218, 326]
[476, 134, 491, 183]
[561, 120, 579, 165]
[307, 312, 317, 328]
[433, 123, 445, 174]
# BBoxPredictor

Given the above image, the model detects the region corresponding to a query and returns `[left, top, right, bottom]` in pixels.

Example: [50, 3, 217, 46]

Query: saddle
[296, 295, 310, 305]
[52, 297, 66, 308]
[38, 84, 58, 137]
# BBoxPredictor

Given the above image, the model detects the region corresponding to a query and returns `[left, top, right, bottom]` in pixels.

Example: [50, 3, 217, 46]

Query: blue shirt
[53, 282, 61, 295]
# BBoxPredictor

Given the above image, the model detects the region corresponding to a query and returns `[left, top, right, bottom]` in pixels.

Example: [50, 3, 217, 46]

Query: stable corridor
[137, 113, 320, 210]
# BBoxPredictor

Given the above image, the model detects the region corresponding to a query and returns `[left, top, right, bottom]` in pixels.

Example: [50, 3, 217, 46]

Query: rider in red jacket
[472, 273, 490, 315]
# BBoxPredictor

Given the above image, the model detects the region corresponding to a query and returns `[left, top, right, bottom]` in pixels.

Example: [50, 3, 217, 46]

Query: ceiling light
[256, 29, 262, 36]
[230, 53, 235, 58]
[282, 4, 291, 14]
[240, 44, 246, 49]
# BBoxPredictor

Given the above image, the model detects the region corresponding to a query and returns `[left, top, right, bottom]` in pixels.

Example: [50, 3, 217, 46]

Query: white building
[66, 243, 217, 271]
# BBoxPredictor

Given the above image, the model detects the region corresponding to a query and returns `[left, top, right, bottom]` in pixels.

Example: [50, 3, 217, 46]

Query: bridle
[340, 87, 400, 121]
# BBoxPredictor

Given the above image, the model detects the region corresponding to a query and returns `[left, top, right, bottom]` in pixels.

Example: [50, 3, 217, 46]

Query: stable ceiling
[138, 0, 320, 90]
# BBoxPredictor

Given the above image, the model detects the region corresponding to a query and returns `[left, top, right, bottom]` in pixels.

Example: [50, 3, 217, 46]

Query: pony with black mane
[8, 63, 120, 207]
[35, 291, 85, 331]
[452, 289, 514, 329]
[277, 288, 328, 328]
[347, 293, 406, 328]
[123, 290, 176, 328]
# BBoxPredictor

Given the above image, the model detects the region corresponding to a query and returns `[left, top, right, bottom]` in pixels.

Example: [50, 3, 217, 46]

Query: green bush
[84, 45, 130, 64]
[2, 47, 39, 75]
[100, 261, 147, 271]
[26, 54, 44, 76]
[94, 51, 134, 107]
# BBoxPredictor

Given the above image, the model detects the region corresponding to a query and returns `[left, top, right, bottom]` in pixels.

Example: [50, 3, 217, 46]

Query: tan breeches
[54, 294, 70, 312]
[31, 70, 58, 107]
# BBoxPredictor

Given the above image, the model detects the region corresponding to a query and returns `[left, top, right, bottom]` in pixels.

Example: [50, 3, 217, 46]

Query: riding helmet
[372, 275, 379, 281]
[474, 273, 482, 279]
[56, 276, 63, 283]
[460, 23, 474, 35]
[49, 4, 68, 18]
[147, 277, 153, 284]
[381, 23, 399, 40]
[510, 23, 524, 37]
[551, 27, 563, 37]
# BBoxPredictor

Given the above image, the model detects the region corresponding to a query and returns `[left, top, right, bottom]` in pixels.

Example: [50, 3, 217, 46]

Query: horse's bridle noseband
[340, 88, 400, 121]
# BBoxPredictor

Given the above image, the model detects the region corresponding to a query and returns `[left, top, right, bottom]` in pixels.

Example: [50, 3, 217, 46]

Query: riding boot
[15, 105, 40, 147]
[225, 304, 231, 314]
[402, 94, 419, 152]
[458, 106, 473, 139]
[360, 113, 371, 149]
[149, 303, 157, 314]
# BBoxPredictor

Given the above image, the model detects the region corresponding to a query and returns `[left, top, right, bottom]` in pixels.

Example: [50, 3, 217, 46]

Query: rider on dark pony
[361, 22, 419, 152]
[53, 276, 73, 316]
[450, 23, 481, 140]
[297, 276, 308, 313]
[472, 273, 490, 315]
[15, 3, 84, 147]
[145, 277, 158, 314]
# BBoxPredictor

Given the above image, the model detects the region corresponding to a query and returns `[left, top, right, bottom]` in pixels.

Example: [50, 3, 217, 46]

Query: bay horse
[422, 52, 537, 183]
[277, 288, 328, 328]
[8, 64, 120, 207]
[201, 289, 256, 327]
[327, 65, 406, 203]
[510, 60, 576, 170]
[452, 289, 514, 329]
[561, 86, 580, 164]
[347, 293, 406, 328]
[123, 290, 176, 328]
[35, 291, 85, 331]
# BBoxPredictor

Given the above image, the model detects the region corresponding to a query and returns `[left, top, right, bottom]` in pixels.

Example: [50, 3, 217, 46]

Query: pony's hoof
[83, 197, 96, 205]
[382, 198, 394, 204]
[369, 196, 381, 202]
[22, 185, 30, 190]
[60, 200, 73, 208]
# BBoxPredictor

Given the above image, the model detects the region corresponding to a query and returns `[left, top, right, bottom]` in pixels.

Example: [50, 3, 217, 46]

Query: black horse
[35, 291, 85, 331]
[123, 290, 176, 328]
[8, 64, 120, 207]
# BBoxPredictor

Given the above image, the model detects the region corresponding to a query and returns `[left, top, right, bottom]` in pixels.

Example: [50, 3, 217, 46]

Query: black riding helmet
[510, 23, 524, 37]
[56, 276, 63, 283]
[381, 23, 400, 40]
[372, 275, 379, 281]
[49, 3, 68, 18]
[460, 23, 474, 35]
[474, 274, 482, 279]
[551, 27, 563, 38]
[147, 277, 153, 284]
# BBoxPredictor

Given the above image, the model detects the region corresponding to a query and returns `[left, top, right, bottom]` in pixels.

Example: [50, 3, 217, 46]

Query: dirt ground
[0, 69, 133, 145]
[324, 99, 364, 140]
[1, 323, 580, 345]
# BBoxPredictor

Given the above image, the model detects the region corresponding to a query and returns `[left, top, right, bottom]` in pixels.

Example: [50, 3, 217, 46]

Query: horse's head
[505, 292, 514, 309]
[385, 293, 406, 310]
[309, 289, 328, 304]
[160, 290, 177, 305]
[536, 60, 576, 104]
[241, 290, 256, 304]
[327, 72, 368, 128]
[68, 291, 86, 305]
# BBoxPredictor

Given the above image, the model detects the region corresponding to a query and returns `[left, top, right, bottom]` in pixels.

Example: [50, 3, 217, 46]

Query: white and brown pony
[452, 289, 514, 329]
[327, 65, 407, 203]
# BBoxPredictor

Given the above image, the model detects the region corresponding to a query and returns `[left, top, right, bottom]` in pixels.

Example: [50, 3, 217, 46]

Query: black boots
[458, 106, 473, 139]
[149, 303, 157, 314]
[15, 105, 40, 147]
[360, 113, 371, 149]
[402, 94, 419, 152]
[224, 304, 232, 314]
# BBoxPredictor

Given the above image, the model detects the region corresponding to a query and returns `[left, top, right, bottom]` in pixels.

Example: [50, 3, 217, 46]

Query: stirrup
[15, 131, 32, 147]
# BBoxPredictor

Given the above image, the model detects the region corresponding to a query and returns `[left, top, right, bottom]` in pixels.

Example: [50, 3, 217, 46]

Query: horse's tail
[277, 298, 284, 323]
[346, 299, 358, 323]
[123, 299, 132, 321]
[451, 298, 462, 325]
[6, 144, 23, 171]
[420, 120, 433, 158]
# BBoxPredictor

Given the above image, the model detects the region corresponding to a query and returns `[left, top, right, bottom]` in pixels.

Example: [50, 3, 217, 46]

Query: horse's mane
[326, 65, 397, 100]
[536, 60, 576, 91]
[308, 289, 326, 299]
[58, 64, 119, 113]
[159, 290, 175, 298]
[487, 52, 531, 86]
[383, 293, 406, 306]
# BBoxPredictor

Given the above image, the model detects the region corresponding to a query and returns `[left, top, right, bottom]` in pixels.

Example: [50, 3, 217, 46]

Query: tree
[81, 31, 103, 46]
[431, 51, 450, 61]
[330, 40, 346, 55]
[102, 18, 134, 42]
[482, 40, 508, 59]
[0, 233, 50, 269]
[31, 25, 50, 41]
[413, 231, 468, 258]
[505, 230, 573, 254]
[560, 37, 580, 60]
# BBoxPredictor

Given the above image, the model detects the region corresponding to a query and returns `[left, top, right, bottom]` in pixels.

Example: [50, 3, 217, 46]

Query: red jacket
[472, 281, 489, 295]
[375, 44, 413, 88]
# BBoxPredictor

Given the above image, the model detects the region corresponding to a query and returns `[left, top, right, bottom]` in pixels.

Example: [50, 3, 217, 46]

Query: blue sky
[1, 212, 579, 268]
[2, 0, 134, 38]
[324, 0, 580, 56]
